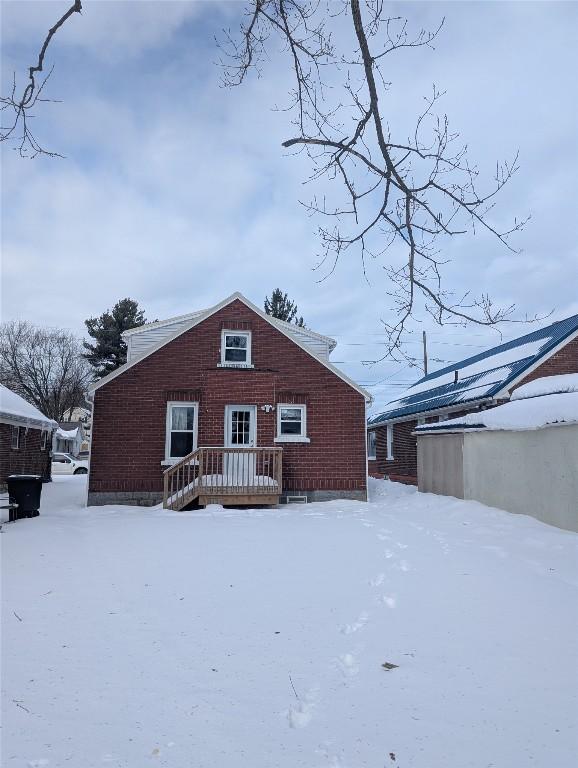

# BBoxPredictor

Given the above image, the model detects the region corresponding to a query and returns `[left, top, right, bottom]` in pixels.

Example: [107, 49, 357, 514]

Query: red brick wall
[369, 420, 419, 483]
[89, 300, 367, 496]
[368, 332, 578, 484]
[0, 423, 51, 487]
[510, 335, 578, 391]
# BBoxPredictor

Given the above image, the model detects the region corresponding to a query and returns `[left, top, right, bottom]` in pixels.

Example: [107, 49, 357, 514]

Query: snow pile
[54, 426, 78, 441]
[0, 384, 56, 429]
[3, 476, 577, 768]
[417, 391, 578, 432]
[511, 372, 578, 400]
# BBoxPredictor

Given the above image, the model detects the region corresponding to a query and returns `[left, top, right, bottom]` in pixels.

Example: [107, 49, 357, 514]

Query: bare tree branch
[1, 0, 82, 158]
[221, 0, 537, 357]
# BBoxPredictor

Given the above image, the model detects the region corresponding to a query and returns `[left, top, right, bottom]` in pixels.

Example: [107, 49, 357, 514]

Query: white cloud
[1, 1, 577, 412]
[1, 0, 206, 59]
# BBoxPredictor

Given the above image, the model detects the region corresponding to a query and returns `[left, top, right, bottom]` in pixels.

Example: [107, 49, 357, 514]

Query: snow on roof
[55, 427, 78, 440]
[511, 373, 578, 401]
[0, 385, 57, 429]
[416, 391, 578, 433]
[368, 314, 578, 425]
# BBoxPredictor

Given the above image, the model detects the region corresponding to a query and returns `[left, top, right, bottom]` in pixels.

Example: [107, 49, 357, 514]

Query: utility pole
[422, 330, 428, 376]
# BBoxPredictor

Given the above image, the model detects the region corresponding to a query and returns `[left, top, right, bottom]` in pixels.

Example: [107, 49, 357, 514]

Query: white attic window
[220, 330, 252, 367]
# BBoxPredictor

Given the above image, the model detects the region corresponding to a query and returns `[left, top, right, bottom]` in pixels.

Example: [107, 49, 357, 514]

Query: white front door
[224, 405, 257, 483]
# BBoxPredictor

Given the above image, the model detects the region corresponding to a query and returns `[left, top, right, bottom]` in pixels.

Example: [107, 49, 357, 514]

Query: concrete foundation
[87, 491, 163, 507]
[281, 489, 367, 504]
[88, 488, 367, 508]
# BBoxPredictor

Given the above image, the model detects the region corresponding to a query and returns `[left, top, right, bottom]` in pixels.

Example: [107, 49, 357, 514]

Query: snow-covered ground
[2, 477, 577, 768]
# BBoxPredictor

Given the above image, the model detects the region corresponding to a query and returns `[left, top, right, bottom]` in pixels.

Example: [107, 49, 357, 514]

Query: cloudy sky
[2, 0, 577, 412]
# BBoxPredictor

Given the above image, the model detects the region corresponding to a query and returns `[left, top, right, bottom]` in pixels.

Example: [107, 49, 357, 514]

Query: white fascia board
[492, 327, 578, 400]
[90, 292, 372, 402]
[272, 317, 337, 351]
[0, 414, 57, 430]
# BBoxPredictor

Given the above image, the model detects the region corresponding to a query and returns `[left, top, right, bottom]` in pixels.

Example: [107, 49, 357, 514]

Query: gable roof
[89, 292, 371, 401]
[368, 314, 578, 425]
[122, 306, 338, 352]
[0, 384, 57, 430]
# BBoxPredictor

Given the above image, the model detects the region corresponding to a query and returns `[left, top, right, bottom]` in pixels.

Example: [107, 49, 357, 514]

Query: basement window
[165, 402, 198, 461]
[220, 331, 252, 367]
[386, 424, 394, 461]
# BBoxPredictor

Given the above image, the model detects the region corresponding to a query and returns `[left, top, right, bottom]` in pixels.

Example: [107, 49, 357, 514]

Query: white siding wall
[125, 319, 331, 362]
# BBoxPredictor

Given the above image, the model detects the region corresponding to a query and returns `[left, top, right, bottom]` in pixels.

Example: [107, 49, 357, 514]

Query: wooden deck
[163, 447, 283, 511]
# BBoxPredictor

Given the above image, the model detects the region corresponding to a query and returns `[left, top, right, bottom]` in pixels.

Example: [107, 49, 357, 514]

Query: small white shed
[416, 375, 578, 533]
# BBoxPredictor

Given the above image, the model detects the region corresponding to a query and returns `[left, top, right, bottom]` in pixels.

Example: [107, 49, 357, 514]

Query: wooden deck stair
[163, 446, 283, 511]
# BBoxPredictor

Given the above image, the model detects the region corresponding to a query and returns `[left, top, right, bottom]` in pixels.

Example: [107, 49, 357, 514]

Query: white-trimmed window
[11, 426, 20, 450]
[367, 430, 377, 460]
[220, 330, 252, 366]
[275, 404, 308, 442]
[40, 430, 47, 450]
[165, 402, 198, 461]
[386, 424, 394, 461]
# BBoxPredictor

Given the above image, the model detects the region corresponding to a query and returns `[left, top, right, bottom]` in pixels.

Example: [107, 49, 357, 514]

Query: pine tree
[83, 298, 147, 378]
[264, 289, 304, 326]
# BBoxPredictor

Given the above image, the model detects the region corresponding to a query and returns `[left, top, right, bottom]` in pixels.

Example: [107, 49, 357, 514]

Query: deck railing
[163, 446, 283, 510]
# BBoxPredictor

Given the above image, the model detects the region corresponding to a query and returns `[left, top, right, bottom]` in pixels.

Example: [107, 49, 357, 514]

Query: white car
[51, 453, 89, 476]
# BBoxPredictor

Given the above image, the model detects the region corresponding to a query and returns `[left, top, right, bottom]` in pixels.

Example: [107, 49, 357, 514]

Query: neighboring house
[87, 293, 372, 508]
[368, 314, 578, 484]
[415, 374, 578, 532]
[53, 422, 86, 457]
[62, 405, 92, 451]
[0, 384, 57, 488]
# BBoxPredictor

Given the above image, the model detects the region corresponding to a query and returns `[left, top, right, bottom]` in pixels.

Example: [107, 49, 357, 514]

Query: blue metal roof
[368, 314, 578, 425]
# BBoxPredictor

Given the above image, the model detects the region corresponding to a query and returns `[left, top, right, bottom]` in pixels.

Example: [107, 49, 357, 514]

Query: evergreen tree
[264, 289, 304, 326]
[83, 298, 146, 378]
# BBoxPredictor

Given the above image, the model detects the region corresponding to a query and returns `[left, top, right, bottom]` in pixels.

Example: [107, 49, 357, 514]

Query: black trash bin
[7, 475, 43, 519]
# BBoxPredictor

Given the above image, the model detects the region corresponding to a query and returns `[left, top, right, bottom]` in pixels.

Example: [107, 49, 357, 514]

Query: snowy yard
[2, 477, 577, 768]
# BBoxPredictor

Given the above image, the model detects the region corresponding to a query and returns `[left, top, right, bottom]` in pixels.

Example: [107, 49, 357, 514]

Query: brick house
[0, 384, 56, 489]
[367, 314, 578, 484]
[87, 293, 372, 508]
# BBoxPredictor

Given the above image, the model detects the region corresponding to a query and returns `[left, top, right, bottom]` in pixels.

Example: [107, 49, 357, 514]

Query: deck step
[163, 447, 283, 511]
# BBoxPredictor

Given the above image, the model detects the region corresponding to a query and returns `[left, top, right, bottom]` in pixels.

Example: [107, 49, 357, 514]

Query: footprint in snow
[384, 549, 395, 559]
[336, 652, 359, 678]
[369, 573, 385, 587]
[341, 611, 369, 634]
[286, 686, 319, 729]
[379, 594, 396, 608]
